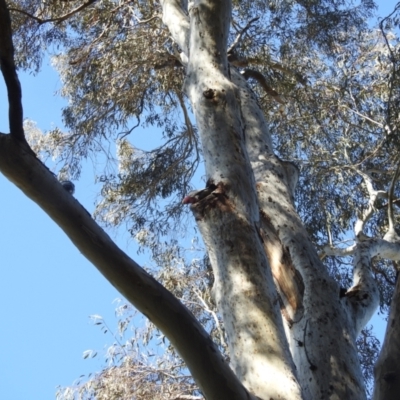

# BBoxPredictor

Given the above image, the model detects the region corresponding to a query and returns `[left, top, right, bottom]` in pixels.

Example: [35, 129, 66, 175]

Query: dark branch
[372, 264, 396, 287]
[9, 0, 98, 25]
[0, 0, 24, 140]
[241, 69, 286, 104]
[228, 17, 259, 53]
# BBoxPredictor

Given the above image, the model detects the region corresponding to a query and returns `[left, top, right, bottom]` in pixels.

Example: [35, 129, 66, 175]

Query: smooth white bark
[173, 0, 304, 399]
[233, 69, 368, 399]
[344, 243, 380, 337]
[160, 0, 190, 55]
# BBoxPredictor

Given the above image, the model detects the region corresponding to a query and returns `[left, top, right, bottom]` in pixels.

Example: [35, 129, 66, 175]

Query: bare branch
[324, 238, 400, 262]
[132, 13, 161, 24]
[227, 17, 259, 53]
[370, 239, 400, 261]
[342, 105, 384, 128]
[193, 289, 227, 349]
[9, 0, 99, 25]
[0, 0, 24, 140]
[241, 69, 286, 104]
[323, 243, 357, 257]
[160, 0, 190, 56]
[350, 166, 386, 239]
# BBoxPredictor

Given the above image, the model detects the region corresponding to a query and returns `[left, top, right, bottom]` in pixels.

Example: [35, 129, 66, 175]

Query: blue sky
[0, 1, 398, 399]
[0, 64, 144, 398]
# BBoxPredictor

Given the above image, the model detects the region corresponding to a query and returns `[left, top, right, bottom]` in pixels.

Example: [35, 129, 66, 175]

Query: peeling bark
[232, 69, 367, 399]
[259, 212, 305, 325]
[181, 1, 304, 399]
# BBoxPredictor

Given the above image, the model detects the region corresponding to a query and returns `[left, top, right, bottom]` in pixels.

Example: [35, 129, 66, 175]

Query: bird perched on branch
[182, 183, 217, 204]
[60, 180, 75, 195]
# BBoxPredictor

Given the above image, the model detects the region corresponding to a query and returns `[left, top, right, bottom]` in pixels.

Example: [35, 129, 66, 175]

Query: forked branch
[228, 16, 259, 53]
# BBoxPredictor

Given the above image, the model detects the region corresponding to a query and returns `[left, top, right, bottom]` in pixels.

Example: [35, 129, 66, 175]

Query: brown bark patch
[260, 214, 304, 324]
[191, 181, 234, 220]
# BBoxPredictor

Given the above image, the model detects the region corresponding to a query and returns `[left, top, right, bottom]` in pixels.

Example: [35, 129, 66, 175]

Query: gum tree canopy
[1, 0, 400, 399]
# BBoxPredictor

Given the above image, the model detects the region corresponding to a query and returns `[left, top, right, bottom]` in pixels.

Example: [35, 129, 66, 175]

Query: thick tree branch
[324, 161, 400, 326]
[323, 243, 357, 257]
[369, 239, 400, 261]
[351, 166, 386, 240]
[0, 133, 254, 400]
[343, 243, 379, 337]
[241, 69, 286, 104]
[339, 162, 399, 335]
[324, 239, 400, 262]
[160, 0, 190, 58]
[383, 159, 400, 243]
[0, 0, 24, 141]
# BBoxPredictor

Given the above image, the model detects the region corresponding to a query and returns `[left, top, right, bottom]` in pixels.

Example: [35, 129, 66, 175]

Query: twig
[342, 105, 384, 128]
[193, 289, 227, 349]
[228, 17, 259, 53]
[132, 13, 160, 24]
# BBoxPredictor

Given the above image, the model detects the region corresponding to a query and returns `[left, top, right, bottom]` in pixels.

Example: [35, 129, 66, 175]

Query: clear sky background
[0, 1, 398, 399]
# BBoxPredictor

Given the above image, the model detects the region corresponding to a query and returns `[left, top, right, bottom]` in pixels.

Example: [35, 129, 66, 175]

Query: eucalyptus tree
[1, 0, 400, 399]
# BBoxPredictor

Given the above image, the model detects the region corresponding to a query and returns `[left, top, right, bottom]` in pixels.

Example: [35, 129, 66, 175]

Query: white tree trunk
[161, 1, 380, 399]
[233, 69, 370, 399]
[180, 1, 304, 398]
